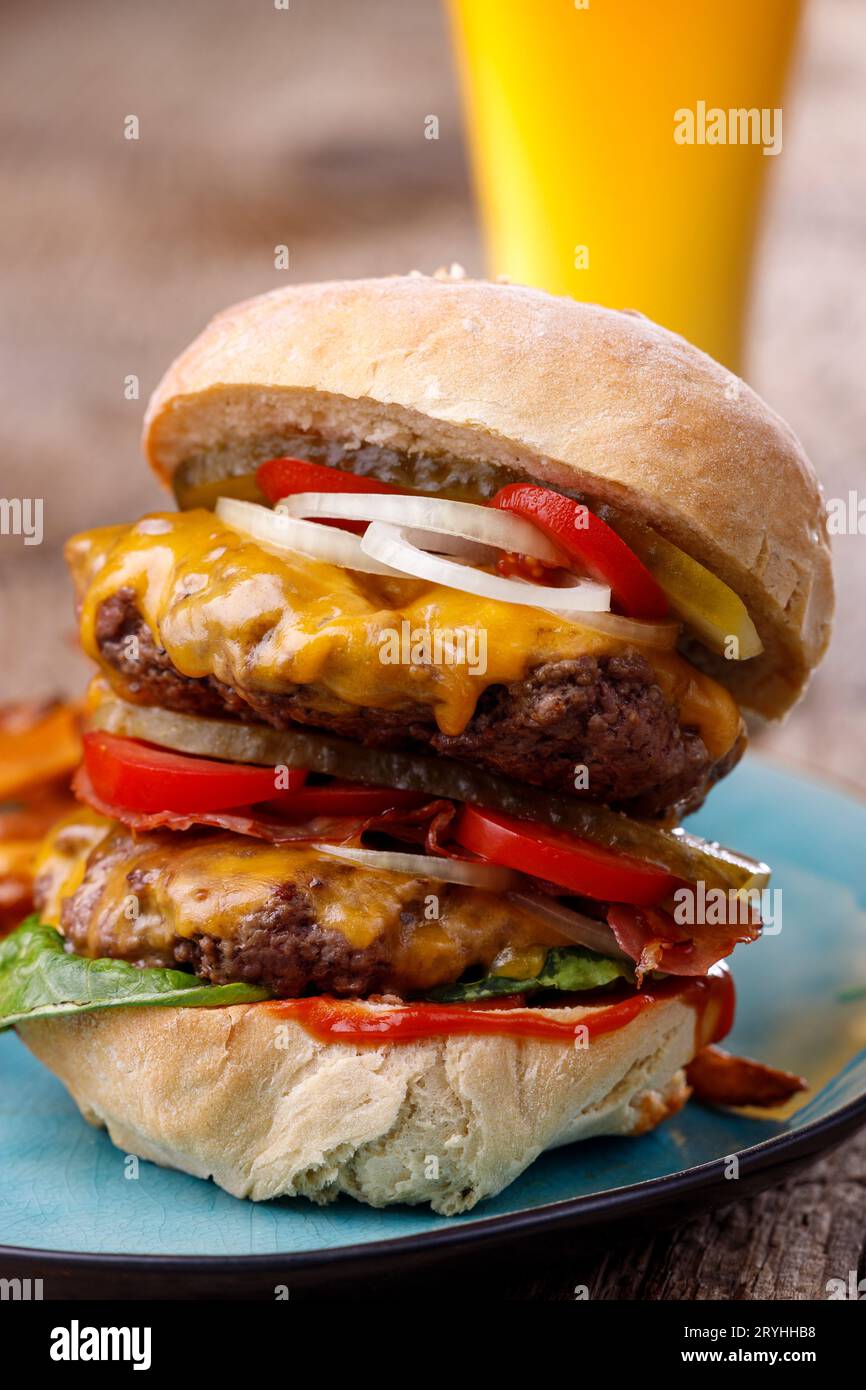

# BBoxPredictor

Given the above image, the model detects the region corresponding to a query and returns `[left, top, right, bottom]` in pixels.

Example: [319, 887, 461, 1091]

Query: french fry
[0, 700, 82, 800]
[0, 700, 82, 935]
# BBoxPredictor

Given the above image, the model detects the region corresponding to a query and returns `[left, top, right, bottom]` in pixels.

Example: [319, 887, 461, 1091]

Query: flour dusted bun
[19, 994, 696, 1215]
[143, 273, 833, 718]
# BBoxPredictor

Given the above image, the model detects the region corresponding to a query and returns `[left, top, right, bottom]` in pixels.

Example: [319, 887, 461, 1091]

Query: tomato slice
[82, 733, 306, 815]
[257, 458, 404, 535]
[491, 484, 669, 619]
[453, 806, 678, 906]
[261, 781, 428, 818]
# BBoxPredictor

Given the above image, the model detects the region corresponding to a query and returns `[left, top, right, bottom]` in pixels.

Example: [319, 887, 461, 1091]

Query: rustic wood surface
[1, 0, 865, 1301]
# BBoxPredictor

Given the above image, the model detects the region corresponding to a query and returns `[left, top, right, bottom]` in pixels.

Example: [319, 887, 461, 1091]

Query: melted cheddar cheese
[66, 510, 740, 758]
[34, 814, 570, 993]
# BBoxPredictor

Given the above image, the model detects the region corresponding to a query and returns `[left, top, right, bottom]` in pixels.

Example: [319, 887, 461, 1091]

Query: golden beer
[447, 0, 801, 370]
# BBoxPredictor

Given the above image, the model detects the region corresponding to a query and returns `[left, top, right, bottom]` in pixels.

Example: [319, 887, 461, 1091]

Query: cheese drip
[67, 511, 741, 758]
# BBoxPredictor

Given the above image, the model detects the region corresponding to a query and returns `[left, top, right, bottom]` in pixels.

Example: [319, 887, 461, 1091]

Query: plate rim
[3, 1083, 865, 1278]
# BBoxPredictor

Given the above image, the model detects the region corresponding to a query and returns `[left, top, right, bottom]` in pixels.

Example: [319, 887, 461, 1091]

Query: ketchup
[267, 966, 734, 1048]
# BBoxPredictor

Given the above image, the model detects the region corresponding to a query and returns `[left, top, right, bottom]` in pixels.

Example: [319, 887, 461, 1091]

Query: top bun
[143, 272, 833, 719]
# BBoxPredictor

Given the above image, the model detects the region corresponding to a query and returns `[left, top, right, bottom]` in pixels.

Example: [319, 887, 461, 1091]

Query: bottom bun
[18, 996, 697, 1214]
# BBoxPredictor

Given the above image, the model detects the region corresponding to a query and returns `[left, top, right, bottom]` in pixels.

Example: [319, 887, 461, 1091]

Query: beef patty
[94, 589, 743, 819]
[38, 820, 566, 999]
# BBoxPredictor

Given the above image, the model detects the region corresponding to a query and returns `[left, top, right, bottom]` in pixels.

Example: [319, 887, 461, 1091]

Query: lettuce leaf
[0, 917, 270, 1031]
[426, 946, 633, 1003]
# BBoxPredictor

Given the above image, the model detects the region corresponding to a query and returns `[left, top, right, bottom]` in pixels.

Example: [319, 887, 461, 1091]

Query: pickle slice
[87, 693, 770, 892]
[614, 518, 763, 661]
[174, 472, 266, 513]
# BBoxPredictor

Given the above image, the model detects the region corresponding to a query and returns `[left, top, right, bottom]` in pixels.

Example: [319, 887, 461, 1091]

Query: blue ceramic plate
[2, 755, 866, 1284]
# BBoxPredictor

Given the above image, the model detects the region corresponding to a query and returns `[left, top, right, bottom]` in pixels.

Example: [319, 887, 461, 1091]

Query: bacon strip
[686, 1044, 806, 1108]
[607, 903, 761, 984]
[73, 765, 460, 849]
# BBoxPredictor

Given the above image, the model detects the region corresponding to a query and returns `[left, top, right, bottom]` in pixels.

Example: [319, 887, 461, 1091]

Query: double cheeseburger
[4, 274, 832, 1213]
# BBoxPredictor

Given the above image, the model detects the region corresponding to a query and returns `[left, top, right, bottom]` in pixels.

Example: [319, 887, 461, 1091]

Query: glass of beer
[447, 0, 801, 371]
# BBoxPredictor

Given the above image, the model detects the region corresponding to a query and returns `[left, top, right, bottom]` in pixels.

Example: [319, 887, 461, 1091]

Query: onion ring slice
[277, 491, 564, 563]
[215, 497, 399, 575]
[361, 521, 611, 614]
[312, 841, 517, 892]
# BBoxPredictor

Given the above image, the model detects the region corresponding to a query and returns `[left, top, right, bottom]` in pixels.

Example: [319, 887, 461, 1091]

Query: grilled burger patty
[34, 818, 568, 998]
[94, 590, 741, 819]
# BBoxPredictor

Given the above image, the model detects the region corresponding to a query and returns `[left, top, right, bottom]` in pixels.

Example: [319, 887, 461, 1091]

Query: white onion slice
[508, 892, 631, 960]
[278, 491, 565, 564]
[215, 497, 399, 576]
[361, 521, 612, 614]
[555, 608, 680, 648]
[313, 842, 516, 892]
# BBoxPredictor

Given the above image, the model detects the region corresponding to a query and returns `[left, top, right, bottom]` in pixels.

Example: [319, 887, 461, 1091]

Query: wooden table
[1, 0, 864, 1300]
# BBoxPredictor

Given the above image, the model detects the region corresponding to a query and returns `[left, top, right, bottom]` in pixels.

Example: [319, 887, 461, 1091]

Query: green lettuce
[426, 946, 633, 1004]
[0, 917, 270, 1032]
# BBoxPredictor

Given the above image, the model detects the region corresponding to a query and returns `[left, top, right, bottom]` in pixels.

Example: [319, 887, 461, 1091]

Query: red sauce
[266, 965, 735, 1047]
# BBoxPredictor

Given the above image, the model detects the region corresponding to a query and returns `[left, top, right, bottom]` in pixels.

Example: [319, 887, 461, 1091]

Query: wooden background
[1, 0, 865, 1300]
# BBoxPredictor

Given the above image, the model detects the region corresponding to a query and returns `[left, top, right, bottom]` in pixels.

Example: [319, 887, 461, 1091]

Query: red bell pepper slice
[81, 734, 436, 822]
[491, 483, 668, 619]
[452, 805, 678, 906]
[257, 458, 404, 535]
[82, 733, 306, 815]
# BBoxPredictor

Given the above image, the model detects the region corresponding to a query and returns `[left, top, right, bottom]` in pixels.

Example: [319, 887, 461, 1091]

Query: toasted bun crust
[143, 274, 833, 718]
[19, 996, 695, 1214]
